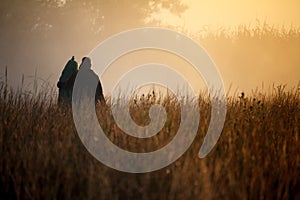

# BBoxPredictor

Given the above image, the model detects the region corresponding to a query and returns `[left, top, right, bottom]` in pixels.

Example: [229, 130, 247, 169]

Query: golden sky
[1, 0, 299, 94]
[140, 0, 300, 94]
[152, 0, 300, 32]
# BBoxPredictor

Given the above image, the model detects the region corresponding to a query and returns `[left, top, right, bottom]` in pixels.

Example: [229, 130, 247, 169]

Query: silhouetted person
[57, 56, 78, 105]
[76, 57, 104, 104]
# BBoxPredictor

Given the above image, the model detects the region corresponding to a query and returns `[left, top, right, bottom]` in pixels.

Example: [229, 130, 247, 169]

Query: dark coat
[57, 57, 78, 104]
[74, 67, 104, 104]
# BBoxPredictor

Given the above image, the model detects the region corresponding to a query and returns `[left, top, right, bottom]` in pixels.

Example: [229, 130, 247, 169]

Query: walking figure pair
[57, 56, 104, 105]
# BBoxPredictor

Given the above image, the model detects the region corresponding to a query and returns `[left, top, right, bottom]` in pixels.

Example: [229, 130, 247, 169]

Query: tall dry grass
[191, 21, 300, 94]
[1, 23, 300, 199]
[0, 73, 299, 199]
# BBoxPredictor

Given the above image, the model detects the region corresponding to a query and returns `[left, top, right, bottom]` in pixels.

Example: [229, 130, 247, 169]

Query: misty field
[0, 79, 299, 200]
[0, 23, 300, 199]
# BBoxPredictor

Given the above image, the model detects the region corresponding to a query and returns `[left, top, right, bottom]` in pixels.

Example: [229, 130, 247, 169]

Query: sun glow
[150, 0, 300, 32]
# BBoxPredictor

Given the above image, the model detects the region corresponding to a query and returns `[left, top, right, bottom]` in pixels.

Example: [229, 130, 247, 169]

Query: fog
[0, 0, 299, 96]
[0, 0, 185, 90]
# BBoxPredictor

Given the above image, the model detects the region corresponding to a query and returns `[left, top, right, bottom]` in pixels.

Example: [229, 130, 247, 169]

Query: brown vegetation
[0, 78, 299, 199]
[0, 23, 299, 199]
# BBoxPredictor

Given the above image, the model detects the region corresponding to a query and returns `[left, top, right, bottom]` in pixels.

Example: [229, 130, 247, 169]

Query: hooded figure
[75, 57, 104, 104]
[57, 56, 78, 104]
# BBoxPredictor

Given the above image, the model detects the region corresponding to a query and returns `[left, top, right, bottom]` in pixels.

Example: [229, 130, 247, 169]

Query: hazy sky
[118, 0, 300, 94]
[152, 0, 300, 31]
[0, 0, 299, 96]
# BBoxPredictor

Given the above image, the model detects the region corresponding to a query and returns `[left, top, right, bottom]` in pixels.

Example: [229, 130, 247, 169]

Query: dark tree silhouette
[0, 0, 187, 87]
[0, 0, 187, 40]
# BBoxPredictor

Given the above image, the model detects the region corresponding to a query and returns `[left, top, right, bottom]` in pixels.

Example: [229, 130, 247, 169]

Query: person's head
[80, 57, 92, 69]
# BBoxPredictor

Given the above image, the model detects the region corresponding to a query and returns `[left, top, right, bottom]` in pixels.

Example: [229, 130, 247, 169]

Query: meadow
[0, 79, 299, 199]
[0, 24, 300, 199]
